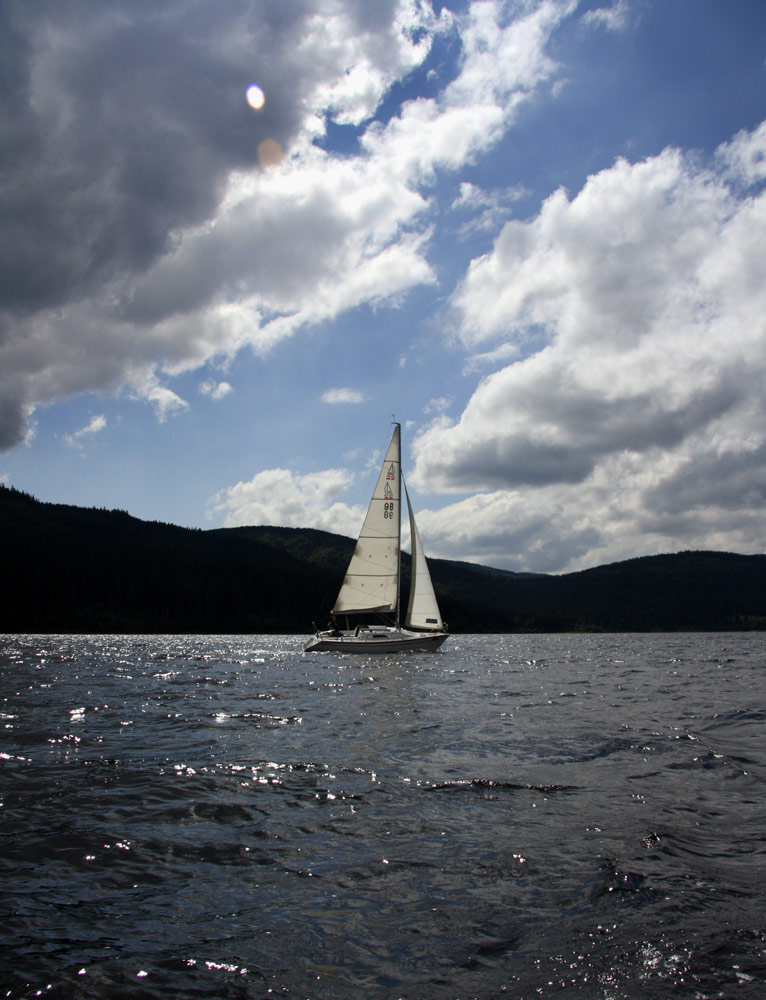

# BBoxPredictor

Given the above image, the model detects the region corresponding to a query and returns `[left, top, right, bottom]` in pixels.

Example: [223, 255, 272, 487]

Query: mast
[394, 421, 402, 628]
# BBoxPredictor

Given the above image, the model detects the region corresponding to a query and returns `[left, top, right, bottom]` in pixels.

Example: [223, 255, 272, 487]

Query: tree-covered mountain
[2, 484, 764, 634]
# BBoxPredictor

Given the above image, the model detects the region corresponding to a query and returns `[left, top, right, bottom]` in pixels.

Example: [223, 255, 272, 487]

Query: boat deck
[304, 626, 448, 654]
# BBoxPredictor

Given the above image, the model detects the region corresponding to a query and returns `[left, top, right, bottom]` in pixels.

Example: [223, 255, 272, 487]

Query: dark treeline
[2, 484, 765, 634]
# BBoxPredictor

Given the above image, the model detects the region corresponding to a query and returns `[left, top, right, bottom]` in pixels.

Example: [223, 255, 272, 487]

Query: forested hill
[2, 484, 765, 634]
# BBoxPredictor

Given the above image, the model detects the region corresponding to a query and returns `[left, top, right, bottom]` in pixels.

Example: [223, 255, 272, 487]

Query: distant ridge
[1, 484, 764, 634]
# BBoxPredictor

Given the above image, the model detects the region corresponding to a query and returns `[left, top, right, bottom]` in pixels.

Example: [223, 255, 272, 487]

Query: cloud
[450, 181, 527, 236]
[411, 121, 766, 570]
[63, 414, 107, 449]
[208, 467, 364, 536]
[199, 379, 233, 401]
[131, 374, 189, 423]
[321, 388, 367, 404]
[424, 396, 453, 415]
[716, 120, 766, 187]
[581, 1, 631, 33]
[414, 486, 602, 573]
[0, 0, 573, 451]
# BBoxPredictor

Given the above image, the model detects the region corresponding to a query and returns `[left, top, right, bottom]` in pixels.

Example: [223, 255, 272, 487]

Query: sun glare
[246, 84, 265, 110]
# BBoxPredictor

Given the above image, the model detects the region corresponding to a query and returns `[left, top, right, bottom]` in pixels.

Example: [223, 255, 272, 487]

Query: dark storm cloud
[0, 0, 356, 448]
[445, 435, 593, 489]
[0, 0, 457, 450]
[643, 444, 766, 517]
[0, 1, 305, 316]
[416, 357, 747, 493]
[0, 389, 27, 451]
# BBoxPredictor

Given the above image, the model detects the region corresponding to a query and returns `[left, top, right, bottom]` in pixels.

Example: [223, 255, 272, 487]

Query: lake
[1, 632, 764, 998]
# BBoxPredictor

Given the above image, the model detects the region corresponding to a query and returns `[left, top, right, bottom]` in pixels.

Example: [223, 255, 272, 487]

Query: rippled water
[1, 632, 764, 999]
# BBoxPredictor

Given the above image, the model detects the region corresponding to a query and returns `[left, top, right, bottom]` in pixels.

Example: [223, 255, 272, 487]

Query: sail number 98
[384, 501, 395, 519]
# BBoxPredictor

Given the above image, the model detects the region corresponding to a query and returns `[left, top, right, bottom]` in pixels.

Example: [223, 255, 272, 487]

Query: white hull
[304, 626, 448, 654]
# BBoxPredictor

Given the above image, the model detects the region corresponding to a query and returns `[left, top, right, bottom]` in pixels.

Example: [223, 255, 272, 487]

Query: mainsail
[404, 482, 444, 632]
[332, 424, 401, 615]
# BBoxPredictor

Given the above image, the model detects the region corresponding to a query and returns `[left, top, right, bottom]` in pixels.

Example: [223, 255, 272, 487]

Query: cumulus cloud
[716, 119, 766, 187]
[0, 0, 573, 451]
[410, 122, 766, 570]
[208, 467, 364, 536]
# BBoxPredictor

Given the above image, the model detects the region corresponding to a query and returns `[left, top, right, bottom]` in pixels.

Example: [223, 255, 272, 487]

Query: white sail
[404, 483, 444, 632]
[332, 425, 401, 615]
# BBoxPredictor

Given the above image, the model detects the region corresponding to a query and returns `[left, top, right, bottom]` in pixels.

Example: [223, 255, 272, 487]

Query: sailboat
[304, 423, 449, 653]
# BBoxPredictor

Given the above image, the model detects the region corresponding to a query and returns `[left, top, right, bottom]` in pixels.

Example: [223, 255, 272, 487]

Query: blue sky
[1, 0, 765, 573]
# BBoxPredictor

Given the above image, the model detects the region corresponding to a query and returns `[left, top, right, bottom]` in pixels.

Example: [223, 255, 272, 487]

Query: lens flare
[258, 138, 283, 168]
[246, 84, 265, 110]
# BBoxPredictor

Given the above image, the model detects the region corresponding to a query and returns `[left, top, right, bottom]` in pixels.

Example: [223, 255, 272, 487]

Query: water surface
[1, 633, 764, 998]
